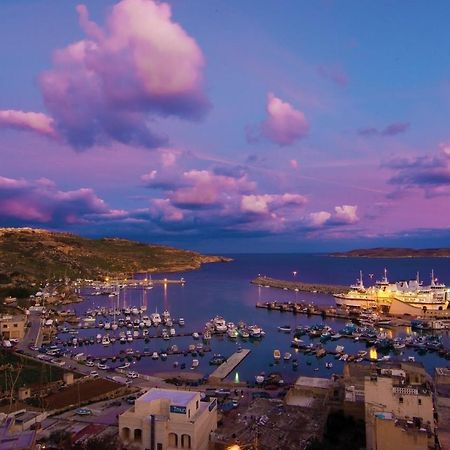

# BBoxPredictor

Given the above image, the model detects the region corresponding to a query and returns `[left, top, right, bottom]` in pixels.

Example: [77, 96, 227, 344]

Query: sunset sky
[1, 0, 450, 252]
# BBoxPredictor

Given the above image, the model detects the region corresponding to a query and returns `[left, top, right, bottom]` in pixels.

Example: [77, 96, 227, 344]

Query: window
[13, 324, 17, 328]
[134, 428, 142, 442]
[157, 444, 163, 450]
[418, 399, 422, 405]
[169, 433, 178, 447]
[121, 427, 130, 441]
[2, 325, 7, 328]
[399, 397, 403, 403]
[181, 434, 191, 449]
[196, 400, 199, 409]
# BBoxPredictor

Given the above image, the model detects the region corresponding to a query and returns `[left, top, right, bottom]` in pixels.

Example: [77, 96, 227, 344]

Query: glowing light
[234, 372, 240, 383]
[293, 271, 297, 276]
[227, 446, 241, 450]
[369, 347, 378, 360]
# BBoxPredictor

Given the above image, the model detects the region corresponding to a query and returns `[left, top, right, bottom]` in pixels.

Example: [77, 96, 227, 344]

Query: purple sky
[1, 0, 450, 252]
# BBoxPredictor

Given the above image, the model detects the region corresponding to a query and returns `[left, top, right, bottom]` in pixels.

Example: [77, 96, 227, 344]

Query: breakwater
[251, 276, 348, 295]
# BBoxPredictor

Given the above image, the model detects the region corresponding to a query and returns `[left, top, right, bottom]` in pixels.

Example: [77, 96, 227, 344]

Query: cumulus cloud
[0, 110, 56, 137]
[0, 175, 121, 226]
[333, 204, 359, 224]
[358, 122, 410, 137]
[308, 211, 331, 227]
[387, 144, 450, 197]
[307, 205, 359, 228]
[0, 0, 209, 149]
[246, 93, 309, 146]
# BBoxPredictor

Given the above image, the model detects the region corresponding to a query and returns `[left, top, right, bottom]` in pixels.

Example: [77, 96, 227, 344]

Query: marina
[20, 254, 450, 385]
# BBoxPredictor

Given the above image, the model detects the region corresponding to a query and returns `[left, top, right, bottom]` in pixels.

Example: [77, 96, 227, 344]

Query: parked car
[76, 408, 92, 416]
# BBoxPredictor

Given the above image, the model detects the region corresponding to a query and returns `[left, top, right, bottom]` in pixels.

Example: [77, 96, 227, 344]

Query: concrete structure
[63, 372, 74, 385]
[208, 349, 251, 382]
[286, 376, 336, 407]
[119, 388, 218, 450]
[435, 367, 450, 385]
[0, 314, 26, 340]
[434, 368, 450, 449]
[0, 416, 36, 449]
[365, 366, 434, 450]
[18, 387, 31, 401]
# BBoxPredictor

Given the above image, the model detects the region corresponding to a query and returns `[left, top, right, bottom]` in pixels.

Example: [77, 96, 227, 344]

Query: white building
[119, 388, 218, 450]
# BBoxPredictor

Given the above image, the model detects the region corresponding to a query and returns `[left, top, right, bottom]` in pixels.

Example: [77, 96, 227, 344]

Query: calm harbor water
[62, 254, 450, 383]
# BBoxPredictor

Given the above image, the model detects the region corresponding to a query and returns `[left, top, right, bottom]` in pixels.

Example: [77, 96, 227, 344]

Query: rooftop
[295, 376, 333, 390]
[138, 388, 198, 407]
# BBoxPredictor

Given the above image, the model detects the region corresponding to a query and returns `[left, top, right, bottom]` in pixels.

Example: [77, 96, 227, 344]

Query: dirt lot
[43, 378, 124, 410]
[213, 398, 327, 450]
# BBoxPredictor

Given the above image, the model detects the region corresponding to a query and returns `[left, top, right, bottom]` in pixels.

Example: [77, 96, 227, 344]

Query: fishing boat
[191, 359, 199, 368]
[277, 325, 292, 333]
[283, 352, 292, 361]
[273, 349, 281, 360]
[227, 328, 239, 339]
[152, 351, 159, 360]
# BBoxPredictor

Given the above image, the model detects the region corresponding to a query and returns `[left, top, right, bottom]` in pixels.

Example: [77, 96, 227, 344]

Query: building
[365, 366, 434, 450]
[285, 376, 335, 407]
[0, 416, 36, 450]
[434, 368, 450, 450]
[119, 388, 218, 450]
[0, 315, 27, 340]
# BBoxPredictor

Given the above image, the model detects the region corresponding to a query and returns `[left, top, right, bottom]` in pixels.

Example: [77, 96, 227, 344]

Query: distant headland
[0, 227, 231, 287]
[330, 247, 450, 258]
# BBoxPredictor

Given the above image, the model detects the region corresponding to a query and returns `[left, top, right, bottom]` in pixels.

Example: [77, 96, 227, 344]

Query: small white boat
[283, 352, 292, 361]
[192, 332, 200, 340]
[255, 374, 265, 384]
[178, 318, 185, 326]
[191, 359, 199, 368]
[102, 335, 110, 346]
[273, 349, 281, 360]
[151, 311, 162, 326]
[152, 352, 159, 360]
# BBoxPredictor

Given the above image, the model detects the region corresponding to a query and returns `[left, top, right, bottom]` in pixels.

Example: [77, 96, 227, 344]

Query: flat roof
[295, 376, 333, 390]
[138, 388, 198, 407]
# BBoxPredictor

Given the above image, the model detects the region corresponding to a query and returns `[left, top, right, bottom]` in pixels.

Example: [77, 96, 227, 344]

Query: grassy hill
[0, 228, 229, 288]
[331, 247, 450, 258]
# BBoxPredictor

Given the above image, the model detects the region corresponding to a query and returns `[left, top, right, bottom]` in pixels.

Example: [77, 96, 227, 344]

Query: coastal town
[2, 1, 450, 449]
[0, 261, 448, 450]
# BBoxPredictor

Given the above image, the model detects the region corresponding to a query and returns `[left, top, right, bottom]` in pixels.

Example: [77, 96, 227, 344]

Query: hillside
[331, 247, 450, 258]
[0, 228, 230, 286]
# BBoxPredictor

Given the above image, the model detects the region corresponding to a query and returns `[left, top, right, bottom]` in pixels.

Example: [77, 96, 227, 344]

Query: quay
[251, 276, 347, 295]
[255, 301, 412, 326]
[209, 349, 251, 382]
[84, 277, 186, 288]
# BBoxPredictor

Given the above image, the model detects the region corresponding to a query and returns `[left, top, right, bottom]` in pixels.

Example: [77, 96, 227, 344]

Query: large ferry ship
[334, 269, 449, 311]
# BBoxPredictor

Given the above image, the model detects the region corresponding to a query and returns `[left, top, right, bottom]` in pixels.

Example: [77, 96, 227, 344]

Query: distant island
[0, 228, 231, 298]
[330, 247, 450, 258]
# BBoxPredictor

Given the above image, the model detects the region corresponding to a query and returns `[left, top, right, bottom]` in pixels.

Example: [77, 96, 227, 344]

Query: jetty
[251, 276, 347, 295]
[209, 349, 251, 382]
